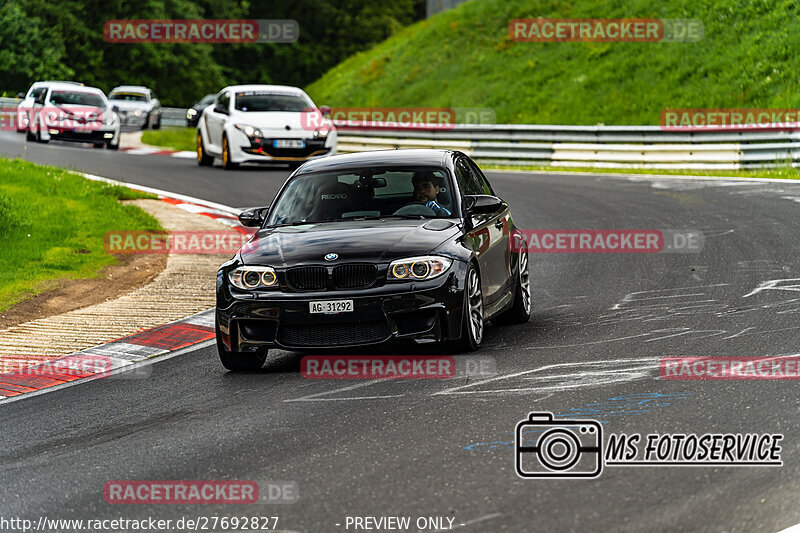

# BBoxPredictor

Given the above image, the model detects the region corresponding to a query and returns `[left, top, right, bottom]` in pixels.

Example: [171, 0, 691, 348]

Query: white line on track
[284, 380, 405, 402]
[76, 171, 242, 215]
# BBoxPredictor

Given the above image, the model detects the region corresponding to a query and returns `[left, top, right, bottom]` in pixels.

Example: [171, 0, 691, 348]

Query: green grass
[0, 158, 162, 313]
[306, 0, 800, 125]
[141, 127, 196, 152]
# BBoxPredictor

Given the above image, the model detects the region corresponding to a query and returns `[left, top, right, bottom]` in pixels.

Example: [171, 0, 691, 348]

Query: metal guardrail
[334, 124, 800, 170]
[3, 96, 798, 169]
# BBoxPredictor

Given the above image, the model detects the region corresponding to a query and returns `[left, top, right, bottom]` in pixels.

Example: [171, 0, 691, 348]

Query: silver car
[108, 85, 162, 129]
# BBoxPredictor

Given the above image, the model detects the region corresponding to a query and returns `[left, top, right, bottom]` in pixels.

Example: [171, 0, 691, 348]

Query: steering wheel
[393, 202, 436, 216]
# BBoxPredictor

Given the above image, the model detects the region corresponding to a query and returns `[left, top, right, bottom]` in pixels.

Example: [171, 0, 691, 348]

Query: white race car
[108, 86, 162, 129]
[15, 80, 83, 133]
[196, 84, 336, 169]
[25, 83, 120, 149]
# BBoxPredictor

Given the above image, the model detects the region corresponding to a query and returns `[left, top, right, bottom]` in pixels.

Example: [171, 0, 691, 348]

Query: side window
[468, 160, 494, 195]
[455, 158, 483, 196]
[217, 92, 229, 111]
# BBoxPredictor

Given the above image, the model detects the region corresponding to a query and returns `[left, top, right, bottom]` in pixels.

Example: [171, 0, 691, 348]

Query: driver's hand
[425, 200, 451, 216]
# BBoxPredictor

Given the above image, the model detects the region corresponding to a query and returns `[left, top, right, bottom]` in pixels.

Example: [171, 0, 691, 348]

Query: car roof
[110, 86, 151, 94]
[221, 84, 306, 95]
[47, 83, 105, 94]
[32, 80, 82, 85]
[297, 149, 455, 174]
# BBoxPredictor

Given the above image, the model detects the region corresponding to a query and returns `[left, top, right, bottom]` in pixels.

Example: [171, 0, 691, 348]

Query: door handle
[494, 220, 505, 230]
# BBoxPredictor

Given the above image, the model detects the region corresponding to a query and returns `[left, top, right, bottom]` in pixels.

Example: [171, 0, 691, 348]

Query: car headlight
[228, 266, 279, 290]
[133, 109, 143, 117]
[387, 256, 452, 281]
[234, 124, 263, 138]
[103, 113, 116, 125]
[187, 108, 197, 118]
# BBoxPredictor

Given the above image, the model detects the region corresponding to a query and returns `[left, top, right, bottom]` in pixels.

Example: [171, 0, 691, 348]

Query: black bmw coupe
[215, 149, 530, 370]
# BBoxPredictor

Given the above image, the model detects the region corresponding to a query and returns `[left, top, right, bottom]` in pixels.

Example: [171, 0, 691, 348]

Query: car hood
[230, 111, 331, 134]
[110, 100, 151, 111]
[239, 219, 460, 267]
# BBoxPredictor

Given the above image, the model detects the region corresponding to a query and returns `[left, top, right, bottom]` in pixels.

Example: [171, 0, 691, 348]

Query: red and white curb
[0, 310, 215, 403]
[118, 146, 196, 159]
[159, 197, 253, 235]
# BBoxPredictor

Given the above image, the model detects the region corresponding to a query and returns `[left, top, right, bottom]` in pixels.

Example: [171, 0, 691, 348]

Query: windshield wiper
[267, 219, 344, 227]
[361, 214, 427, 220]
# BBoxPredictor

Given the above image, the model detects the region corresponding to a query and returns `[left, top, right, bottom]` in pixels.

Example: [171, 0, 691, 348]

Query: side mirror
[319, 105, 332, 118]
[35, 94, 46, 105]
[238, 206, 269, 227]
[464, 195, 505, 215]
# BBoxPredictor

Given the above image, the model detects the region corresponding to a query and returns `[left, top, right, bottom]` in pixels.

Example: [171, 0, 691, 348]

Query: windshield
[234, 92, 311, 112]
[48, 90, 105, 107]
[109, 92, 148, 102]
[266, 167, 455, 225]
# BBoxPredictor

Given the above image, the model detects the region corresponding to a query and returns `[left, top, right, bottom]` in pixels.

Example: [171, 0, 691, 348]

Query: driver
[412, 172, 451, 216]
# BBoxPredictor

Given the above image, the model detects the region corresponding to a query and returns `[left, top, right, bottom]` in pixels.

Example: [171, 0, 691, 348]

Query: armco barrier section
[334, 124, 800, 170]
[3, 97, 798, 169]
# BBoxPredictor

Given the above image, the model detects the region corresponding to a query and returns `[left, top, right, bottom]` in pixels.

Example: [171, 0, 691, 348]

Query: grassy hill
[306, 0, 800, 125]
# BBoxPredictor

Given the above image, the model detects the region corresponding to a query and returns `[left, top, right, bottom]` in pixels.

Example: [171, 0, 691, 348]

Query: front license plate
[273, 139, 305, 149]
[309, 300, 353, 314]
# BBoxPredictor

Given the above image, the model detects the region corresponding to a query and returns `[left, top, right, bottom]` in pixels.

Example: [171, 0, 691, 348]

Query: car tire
[25, 127, 35, 141]
[142, 113, 150, 130]
[216, 324, 267, 372]
[454, 262, 483, 352]
[494, 249, 531, 325]
[152, 114, 161, 130]
[106, 141, 119, 150]
[197, 131, 214, 167]
[222, 135, 239, 170]
[36, 128, 48, 144]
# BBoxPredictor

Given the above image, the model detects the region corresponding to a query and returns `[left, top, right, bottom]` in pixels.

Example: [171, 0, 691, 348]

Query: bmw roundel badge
[324, 253, 338, 261]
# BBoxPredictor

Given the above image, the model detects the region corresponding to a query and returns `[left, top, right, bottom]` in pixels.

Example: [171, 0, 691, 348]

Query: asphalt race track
[2, 131, 800, 532]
